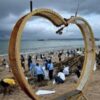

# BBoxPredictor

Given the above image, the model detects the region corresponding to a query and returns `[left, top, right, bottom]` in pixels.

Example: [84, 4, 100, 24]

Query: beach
[0, 0, 100, 99]
[0, 46, 100, 100]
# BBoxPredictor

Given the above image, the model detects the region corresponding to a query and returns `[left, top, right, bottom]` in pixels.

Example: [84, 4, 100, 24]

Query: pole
[30, 0, 33, 12]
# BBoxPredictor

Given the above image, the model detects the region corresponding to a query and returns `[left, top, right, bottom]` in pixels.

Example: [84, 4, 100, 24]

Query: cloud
[0, 0, 100, 40]
[0, 0, 29, 19]
[0, 0, 100, 19]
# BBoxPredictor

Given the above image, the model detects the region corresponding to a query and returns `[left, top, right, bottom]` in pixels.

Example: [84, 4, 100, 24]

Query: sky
[0, 0, 100, 40]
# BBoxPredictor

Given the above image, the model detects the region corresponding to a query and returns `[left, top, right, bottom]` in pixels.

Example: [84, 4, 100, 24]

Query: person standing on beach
[58, 53, 61, 62]
[44, 59, 48, 70]
[21, 55, 25, 70]
[75, 68, 81, 78]
[30, 63, 36, 77]
[63, 64, 70, 76]
[47, 60, 54, 80]
[2, 59, 6, 66]
[28, 55, 32, 70]
[35, 63, 44, 82]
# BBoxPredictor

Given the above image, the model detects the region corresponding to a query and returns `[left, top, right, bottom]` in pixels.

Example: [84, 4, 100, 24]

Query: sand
[0, 66, 100, 100]
[0, 49, 100, 100]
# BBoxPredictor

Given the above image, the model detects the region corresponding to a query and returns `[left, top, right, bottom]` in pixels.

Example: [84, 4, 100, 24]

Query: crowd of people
[28, 58, 70, 84]
[20, 48, 83, 85]
[0, 48, 84, 86]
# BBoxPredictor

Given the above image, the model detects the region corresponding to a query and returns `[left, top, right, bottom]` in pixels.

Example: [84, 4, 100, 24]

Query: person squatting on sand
[54, 69, 65, 84]
[0, 78, 16, 95]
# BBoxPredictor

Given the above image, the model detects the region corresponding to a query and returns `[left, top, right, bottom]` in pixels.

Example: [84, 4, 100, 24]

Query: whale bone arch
[9, 8, 95, 100]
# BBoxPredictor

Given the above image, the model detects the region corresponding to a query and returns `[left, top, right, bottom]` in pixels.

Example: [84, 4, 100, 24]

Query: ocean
[0, 40, 100, 55]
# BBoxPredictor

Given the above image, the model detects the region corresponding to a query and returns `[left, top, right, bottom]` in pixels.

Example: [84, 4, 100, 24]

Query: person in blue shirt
[47, 60, 54, 80]
[30, 63, 36, 77]
[35, 63, 44, 82]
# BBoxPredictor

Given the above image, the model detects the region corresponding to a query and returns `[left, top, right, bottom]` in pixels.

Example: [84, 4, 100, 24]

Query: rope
[75, 0, 80, 17]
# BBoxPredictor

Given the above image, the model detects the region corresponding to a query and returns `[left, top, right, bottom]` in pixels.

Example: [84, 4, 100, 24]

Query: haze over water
[0, 40, 100, 55]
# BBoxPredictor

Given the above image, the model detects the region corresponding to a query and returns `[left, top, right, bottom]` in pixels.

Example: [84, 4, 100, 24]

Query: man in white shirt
[55, 69, 65, 84]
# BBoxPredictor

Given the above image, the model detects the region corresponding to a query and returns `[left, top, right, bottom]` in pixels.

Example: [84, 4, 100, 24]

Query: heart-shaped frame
[9, 8, 95, 100]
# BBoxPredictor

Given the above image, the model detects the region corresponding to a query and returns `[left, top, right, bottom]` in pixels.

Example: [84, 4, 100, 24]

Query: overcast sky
[0, 0, 100, 40]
